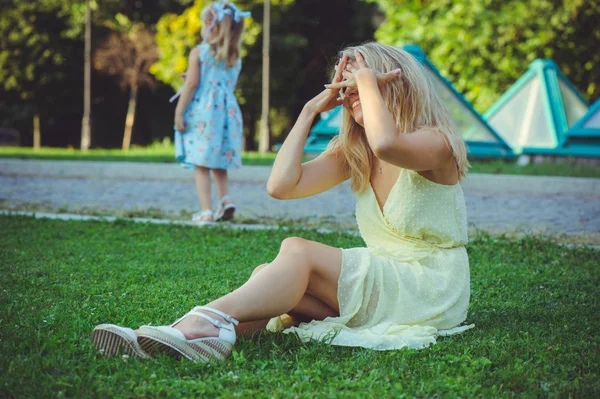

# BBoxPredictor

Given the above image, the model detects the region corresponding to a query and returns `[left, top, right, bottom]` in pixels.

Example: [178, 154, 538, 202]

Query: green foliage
[371, 0, 600, 112]
[0, 0, 199, 147]
[0, 216, 599, 397]
[0, 0, 81, 101]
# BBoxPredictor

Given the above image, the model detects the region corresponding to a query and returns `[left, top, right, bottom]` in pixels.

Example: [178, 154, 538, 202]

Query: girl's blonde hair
[200, 1, 245, 68]
[324, 42, 469, 192]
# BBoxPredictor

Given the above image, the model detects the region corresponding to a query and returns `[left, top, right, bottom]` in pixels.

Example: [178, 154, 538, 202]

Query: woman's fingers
[342, 70, 353, 81]
[324, 80, 349, 90]
[354, 50, 367, 68]
[379, 68, 402, 83]
[332, 55, 348, 84]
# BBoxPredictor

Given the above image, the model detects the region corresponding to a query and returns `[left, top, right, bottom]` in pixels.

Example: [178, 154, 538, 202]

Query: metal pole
[80, 0, 91, 151]
[258, 0, 270, 153]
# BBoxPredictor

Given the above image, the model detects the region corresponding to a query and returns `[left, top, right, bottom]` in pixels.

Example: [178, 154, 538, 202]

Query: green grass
[1, 145, 600, 177]
[1, 215, 598, 398]
[0, 145, 278, 166]
[468, 159, 600, 178]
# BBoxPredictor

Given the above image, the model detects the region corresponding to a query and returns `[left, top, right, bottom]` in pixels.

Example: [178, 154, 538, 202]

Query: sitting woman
[92, 42, 473, 362]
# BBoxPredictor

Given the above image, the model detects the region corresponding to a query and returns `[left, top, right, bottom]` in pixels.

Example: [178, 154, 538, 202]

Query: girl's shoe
[91, 324, 150, 359]
[214, 196, 236, 222]
[192, 210, 215, 226]
[136, 306, 239, 363]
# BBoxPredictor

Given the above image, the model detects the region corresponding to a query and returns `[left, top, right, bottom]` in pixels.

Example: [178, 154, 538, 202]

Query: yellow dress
[268, 168, 474, 350]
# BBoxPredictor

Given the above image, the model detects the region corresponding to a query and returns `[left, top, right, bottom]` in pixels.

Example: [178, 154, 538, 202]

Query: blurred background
[0, 0, 598, 154]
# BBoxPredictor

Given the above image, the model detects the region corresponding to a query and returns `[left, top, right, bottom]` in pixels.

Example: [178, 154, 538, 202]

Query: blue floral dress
[175, 44, 243, 169]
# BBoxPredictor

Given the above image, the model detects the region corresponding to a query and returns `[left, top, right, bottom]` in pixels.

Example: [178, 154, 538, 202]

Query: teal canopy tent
[484, 60, 590, 156]
[303, 45, 514, 159]
[303, 108, 342, 153]
[553, 99, 600, 157]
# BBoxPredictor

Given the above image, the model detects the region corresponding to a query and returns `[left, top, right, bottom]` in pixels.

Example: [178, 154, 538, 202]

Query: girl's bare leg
[174, 237, 342, 339]
[194, 166, 212, 212]
[212, 168, 229, 201]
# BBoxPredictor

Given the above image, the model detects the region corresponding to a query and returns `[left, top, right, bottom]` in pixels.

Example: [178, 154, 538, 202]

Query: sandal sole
[216, 206, 236, 222]
[137, 327, 231, 363]
[91, 325, 149, 359]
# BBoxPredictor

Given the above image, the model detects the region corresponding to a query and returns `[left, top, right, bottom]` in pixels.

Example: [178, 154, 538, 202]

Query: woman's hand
[324, 50, 401, 91]
[304, 54, 349, 115]
[175, 113, 186, 132]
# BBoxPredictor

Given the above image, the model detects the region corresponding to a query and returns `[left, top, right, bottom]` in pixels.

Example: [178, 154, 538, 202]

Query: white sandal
[91, 324, 150, 359]
[136, 306, 239, 363]
[214, 196, 236, 222]
[191, 210, 215, 226]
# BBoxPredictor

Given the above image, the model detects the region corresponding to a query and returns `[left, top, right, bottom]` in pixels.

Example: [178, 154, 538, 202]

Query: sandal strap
[186, 310, 229, 330]
[218, 196, 232, 206]
[199, 210, 213, 217]
[193, 306, 239, 326]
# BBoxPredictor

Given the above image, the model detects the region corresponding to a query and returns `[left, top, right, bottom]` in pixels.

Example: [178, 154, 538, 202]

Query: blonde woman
[92, 42, 473, 362]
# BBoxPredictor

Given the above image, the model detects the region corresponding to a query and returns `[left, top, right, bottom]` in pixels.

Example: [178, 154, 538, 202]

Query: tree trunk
[122, 83, 138, 151]
[258, 0, 271, 153]
[33, 113, 40, 150]
[80, 0, 92, 151]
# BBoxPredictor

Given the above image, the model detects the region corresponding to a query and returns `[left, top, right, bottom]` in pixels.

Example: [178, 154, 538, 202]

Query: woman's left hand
[324, 50, 401, 91]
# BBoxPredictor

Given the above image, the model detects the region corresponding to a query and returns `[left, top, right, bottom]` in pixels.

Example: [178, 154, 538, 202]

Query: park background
[1, 1, 599, 398]
[1, 0, 598, 153]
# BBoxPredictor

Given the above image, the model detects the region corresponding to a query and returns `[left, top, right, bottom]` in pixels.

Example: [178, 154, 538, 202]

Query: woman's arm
[266, 107, 348, 200]
[354, 67, 452, 172]
[174, 48, 201, 132]
[267, 58, 350, 200]
[326, 50, 453, 172]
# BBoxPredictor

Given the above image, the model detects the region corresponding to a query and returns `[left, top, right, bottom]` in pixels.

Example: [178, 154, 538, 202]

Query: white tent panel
[426, 66, 498, 143]
[559, 79, 588, 127]
[487, 77, 555, 150]
[583, 108, 600, 128]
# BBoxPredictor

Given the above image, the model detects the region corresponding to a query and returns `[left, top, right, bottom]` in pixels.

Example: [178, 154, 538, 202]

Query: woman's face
[341, 58, 364, 127]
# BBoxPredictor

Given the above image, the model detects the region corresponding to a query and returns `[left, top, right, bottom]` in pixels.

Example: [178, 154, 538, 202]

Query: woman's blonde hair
[324, 42, 469, 192]
[200, 1, 245, 68]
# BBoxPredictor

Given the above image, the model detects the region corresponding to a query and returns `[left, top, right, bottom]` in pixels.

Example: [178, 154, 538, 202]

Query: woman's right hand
[304, 54, 348, 115]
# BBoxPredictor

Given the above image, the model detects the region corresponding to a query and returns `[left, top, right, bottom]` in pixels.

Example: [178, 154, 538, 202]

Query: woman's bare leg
[174, 237, 342, 339]
[235, 263, 339, 338]
[194, 166, 212, 211]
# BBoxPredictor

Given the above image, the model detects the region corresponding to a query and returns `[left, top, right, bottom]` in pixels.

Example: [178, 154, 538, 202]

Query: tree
[0, 0, 84, 148]
[370, 0, 600, 112]
[93, 14, 159, 150]
[81, 0, 92, 151]
[0, 0, 191, 148]
[259, 0, 271, 153]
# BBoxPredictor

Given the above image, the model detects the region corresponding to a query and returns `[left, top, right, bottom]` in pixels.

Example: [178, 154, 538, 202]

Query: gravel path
[1, 172, 598, 240]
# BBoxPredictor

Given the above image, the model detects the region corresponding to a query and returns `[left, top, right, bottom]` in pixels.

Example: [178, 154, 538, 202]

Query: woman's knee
[250, 263, 268, 278]
[279, 237, 310, 258]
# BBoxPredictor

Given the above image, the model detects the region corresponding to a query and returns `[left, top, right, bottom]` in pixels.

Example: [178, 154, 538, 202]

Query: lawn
[2, 145, 600, 177]
[0, 145, 278, 166]
[1, 215, 598, 398]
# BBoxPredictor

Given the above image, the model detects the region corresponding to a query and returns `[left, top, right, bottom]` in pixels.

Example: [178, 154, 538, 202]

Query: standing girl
[173, 1, 249, 225]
